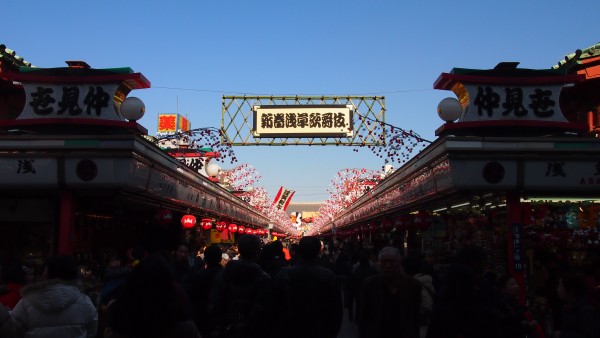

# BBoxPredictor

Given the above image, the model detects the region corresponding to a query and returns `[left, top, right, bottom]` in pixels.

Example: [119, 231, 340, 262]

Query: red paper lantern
[228, 223, 238, 233]
[237, 225, 246, 234]
[414, 211, 432, 230]
[181, 214, 197, 229]
[155, 209, 173, 227]
[396, 214, 411, 231]
[200, 218, 213, 230]
[382, 219, 393, 230]
[215, 221, 226, 232]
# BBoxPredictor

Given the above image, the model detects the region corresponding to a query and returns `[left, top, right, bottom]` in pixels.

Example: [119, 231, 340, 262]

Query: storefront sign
[252, 105, 353, 137]
[0, 158, 57, 186]
[19, 83, 122, 120]
[461, 84, 566, 122]
[157, 114, 191, 133]
[525, 160, 600, 191]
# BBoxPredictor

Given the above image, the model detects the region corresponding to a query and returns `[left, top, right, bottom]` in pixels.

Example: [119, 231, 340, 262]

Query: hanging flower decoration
[220, 163, 261, 192]
[355, 112, 431, 165]
[310, 168, 382, 235]
[155, 209, 174, 227]
[155, 127, 238, 164]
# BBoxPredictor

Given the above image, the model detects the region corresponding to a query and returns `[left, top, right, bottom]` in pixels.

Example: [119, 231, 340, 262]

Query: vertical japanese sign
[272, 186, 295, 211]
[511, 223, 523, 272]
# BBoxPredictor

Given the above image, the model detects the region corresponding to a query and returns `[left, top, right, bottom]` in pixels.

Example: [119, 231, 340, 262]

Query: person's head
[271, 240, 284, 256]
[237, 234, 262, 260]
[290, 243, 299, 256]
[557, 272, 587, 302]
[298, 236, 322, 261]
[320, 240, 327, 256]
[378, 247, 403, 278]
[111, 253, 180, 337]
[424, 250, 436, 264]
[108, 255, 122, 268]
[357, 248, 372, 265]
[498, 275, 520, 299]
[204, 244, 223, 267]
[402, 254, 421, 276]
[175, 241, 191, 262]
[5, 263, 34, 284]
[44, 255, 79, 281]
[456, 245, 487, 275]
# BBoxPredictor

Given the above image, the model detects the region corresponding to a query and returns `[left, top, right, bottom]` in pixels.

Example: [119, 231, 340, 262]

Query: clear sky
[4, 0, 599, 202]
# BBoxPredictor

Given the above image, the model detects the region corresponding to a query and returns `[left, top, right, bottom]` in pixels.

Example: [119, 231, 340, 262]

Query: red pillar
[57, 191, 75, 255]
[506, 191, 526, 304]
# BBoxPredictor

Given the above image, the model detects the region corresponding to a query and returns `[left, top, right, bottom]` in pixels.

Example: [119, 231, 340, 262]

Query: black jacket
[273, 260, 343, 338]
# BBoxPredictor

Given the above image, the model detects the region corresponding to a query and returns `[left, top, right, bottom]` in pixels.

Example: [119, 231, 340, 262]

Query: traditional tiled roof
[0, 44, 35, 70]
[553, 41, 600, 70]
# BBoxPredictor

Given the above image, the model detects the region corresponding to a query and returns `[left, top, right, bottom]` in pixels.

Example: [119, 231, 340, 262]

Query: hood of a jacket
[415, 273, 435, 291]
[20, 279, 83, 314]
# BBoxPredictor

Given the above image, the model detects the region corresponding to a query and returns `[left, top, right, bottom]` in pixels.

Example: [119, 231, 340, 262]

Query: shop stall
[325, 43, 600, 300]
[0, 55, 272, 281]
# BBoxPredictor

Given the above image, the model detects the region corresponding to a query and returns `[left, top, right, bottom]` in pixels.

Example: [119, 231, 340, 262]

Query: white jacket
[10, 279, 97, 338]
[414, 273, 435, 321]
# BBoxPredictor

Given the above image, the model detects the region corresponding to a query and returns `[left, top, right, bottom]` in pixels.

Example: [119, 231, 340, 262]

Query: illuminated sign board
[252, 105, 353, 138]
[157, 114, 191, 133]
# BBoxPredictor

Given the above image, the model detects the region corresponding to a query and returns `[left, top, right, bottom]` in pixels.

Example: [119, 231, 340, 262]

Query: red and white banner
[272, 186, 295, 211]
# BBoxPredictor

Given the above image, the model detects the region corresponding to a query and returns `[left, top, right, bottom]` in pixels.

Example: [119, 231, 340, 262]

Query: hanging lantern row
[179, 215, 269, 235]
[271, 232, 286, 237]
[333, 211, 433, 236]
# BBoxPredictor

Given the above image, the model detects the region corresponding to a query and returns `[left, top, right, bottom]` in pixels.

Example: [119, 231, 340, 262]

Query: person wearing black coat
[187, 244, 224, 338]
[551, 272, 600, 338]
[358, 247, 422, 338]
[272, 236, 343, 338]
[208, 235, 272, 338]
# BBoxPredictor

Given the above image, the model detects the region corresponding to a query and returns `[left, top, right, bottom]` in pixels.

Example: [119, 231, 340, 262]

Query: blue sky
[4, 0, 599, 202]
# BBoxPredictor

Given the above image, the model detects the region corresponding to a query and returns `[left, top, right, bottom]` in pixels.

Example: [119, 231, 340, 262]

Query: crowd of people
[0, 235, 599, 338]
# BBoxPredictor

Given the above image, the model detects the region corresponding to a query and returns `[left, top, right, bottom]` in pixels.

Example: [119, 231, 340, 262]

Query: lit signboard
[157, 114, 191, 133]
[252, 105, 353, 138]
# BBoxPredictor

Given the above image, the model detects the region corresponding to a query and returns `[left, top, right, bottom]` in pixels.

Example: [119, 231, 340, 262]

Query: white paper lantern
[120, 97, 145, 121]
[206, 162, 221, 177]
[437, 97, 462, 122]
